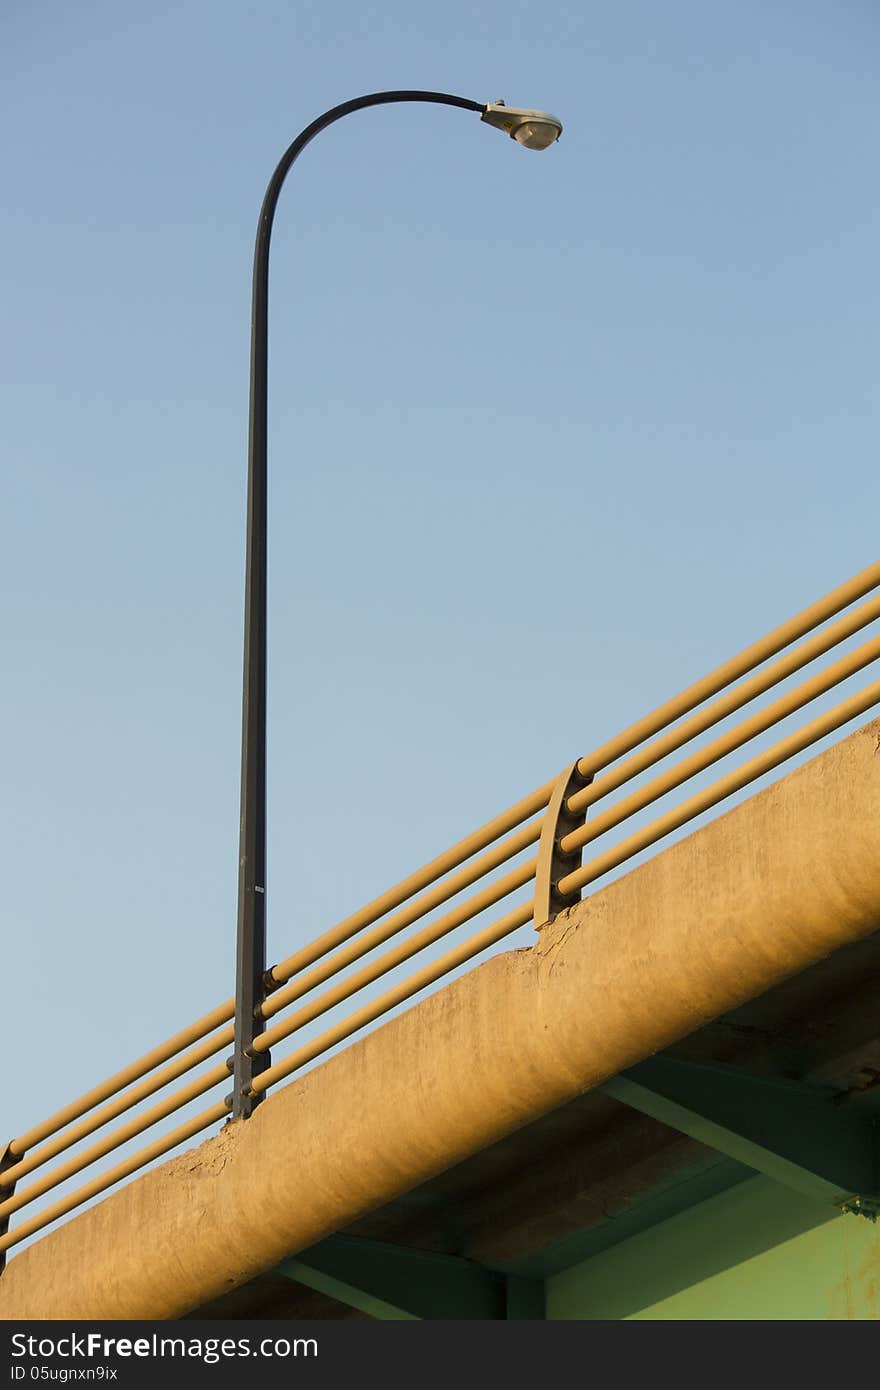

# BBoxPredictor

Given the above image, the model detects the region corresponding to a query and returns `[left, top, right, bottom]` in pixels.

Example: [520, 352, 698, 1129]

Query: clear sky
[2, 2, 878, 1224]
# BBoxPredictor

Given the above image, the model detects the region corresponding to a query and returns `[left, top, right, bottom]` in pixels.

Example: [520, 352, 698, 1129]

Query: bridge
[2, 562, 880, 1319]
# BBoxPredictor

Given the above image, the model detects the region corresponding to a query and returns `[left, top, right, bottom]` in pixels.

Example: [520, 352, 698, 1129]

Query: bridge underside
[189, 920, 880, 1318]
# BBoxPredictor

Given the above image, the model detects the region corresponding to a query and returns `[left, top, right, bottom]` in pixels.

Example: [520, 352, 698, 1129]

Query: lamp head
[481, 100, 563, 150]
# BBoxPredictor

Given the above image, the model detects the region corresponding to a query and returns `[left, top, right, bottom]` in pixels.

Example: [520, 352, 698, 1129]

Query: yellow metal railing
[2, 560, 879, 1260]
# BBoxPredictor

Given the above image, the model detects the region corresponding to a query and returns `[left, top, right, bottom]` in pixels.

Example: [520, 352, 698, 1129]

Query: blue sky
[1, 1, 878, 1218]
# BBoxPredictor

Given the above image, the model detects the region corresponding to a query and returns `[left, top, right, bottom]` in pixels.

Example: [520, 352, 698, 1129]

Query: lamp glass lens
[512, 120, 560, 150]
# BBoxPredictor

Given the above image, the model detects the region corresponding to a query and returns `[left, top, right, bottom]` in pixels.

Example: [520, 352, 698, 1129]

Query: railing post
[533, 761, 592, 931]
[0, 1142, 19, 1273]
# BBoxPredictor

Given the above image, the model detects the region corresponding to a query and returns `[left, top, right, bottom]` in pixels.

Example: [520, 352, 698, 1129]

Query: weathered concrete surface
[2, 719, 879, 1320]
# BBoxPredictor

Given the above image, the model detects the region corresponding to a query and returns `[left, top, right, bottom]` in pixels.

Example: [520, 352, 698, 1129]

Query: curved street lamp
[234, 90, 563, 1120]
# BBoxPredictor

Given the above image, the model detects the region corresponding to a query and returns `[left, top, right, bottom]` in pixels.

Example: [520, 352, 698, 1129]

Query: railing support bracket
[0, 1143, 20, 1274]
[533, 760, 592, 931]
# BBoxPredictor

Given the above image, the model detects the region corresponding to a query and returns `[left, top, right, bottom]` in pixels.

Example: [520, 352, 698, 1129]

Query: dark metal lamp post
[233, 90, 563, 1121]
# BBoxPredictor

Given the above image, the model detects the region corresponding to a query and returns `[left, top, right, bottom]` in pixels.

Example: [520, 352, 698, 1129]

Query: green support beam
[278, 1235, 544, 1320]
[602, 1056, 878, 1215]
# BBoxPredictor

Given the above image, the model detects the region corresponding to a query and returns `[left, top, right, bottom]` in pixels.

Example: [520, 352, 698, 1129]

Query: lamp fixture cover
[481, 101, 563, 150]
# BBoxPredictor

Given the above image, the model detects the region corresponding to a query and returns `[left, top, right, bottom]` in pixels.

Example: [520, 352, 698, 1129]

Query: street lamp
[234, 90, 562, 1121]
